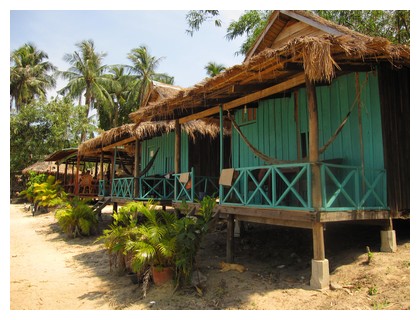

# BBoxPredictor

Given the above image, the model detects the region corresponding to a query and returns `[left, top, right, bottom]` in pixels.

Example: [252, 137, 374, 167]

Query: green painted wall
[232, 71, 384, 169]
[141, 131, 189, 176]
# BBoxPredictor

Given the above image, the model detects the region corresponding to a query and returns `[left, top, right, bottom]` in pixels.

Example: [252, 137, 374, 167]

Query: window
[241, 106, 257, 123]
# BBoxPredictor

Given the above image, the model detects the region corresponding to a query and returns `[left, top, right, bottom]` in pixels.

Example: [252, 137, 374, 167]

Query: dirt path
[7, 203, 411, 313]
[9, 203, 117, 309]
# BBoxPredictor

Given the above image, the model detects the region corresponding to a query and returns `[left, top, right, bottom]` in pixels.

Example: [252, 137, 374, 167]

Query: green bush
[20, 173, 67, 213]
[55, 197, 98, 238]
[96, 202, 142, 273]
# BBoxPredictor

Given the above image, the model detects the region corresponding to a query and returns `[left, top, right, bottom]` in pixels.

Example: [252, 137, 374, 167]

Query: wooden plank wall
[232, 71, 385, 171]
[378, 64, 410, 217]
[141, 132, 189, 176]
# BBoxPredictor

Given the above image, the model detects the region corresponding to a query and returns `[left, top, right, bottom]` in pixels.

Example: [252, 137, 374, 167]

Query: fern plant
[32, 175, 67, 210]
[96, 203, 141, 273]
[55, 197, 98, 238]
[126, 202, 178, 273]
[174, 196, 216, 287]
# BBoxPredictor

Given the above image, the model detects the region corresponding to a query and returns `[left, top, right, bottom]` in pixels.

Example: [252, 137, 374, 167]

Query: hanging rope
[228, 75, 369, 164]
[228, 113, 300, 165]
[138, 147, 160, 177]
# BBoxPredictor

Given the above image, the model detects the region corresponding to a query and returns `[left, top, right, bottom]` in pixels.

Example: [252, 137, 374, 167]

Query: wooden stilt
[312, 222, 325, 260]
[306, 76, 330, 289]
[226, 214, 234, 263]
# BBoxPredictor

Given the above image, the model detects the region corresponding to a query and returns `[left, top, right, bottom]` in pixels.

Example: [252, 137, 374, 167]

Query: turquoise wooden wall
[232, 71, 384, 169]
[141, 131, 189, 176]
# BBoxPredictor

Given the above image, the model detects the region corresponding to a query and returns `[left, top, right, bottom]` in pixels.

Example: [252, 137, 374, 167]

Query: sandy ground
[7, 202, 412, 317]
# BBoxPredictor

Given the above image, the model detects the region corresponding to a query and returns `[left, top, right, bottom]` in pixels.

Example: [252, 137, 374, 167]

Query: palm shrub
[55, 197, 98, 238]
[96, 202, 145, 274]
[32, 175, 67, 211]
[126, 203, 178, 274]
[19, 171, 47, 205]
[174, 196, 216, 287]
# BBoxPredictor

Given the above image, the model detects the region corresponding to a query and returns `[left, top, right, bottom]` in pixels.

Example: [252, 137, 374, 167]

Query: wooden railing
[98, 163, 387, 212]
[219, 163, 387, 211]
[173, 169, 219, 203]
[138, 176, 174, 201]
[320, 164, 387, 210]
[219, 163, 312, 210]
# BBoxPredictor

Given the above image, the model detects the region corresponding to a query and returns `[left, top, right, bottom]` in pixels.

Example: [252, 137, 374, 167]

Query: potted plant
[126, 202, 177, 286]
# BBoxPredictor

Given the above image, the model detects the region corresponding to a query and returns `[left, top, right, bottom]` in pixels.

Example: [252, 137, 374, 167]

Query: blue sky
[10, 10, 247, 97]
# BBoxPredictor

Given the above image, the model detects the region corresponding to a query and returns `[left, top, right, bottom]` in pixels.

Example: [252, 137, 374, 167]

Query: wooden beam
[179, 73, 306, 124]
[102, 137, 136, 151]
[318, 210, 391, 222]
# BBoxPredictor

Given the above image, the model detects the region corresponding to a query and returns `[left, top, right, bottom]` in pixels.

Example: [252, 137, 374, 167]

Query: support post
[219, 105, 224, 174]
[226, 214, 234, 263]
[306, 76, 329, 289]
[175, 119, 181, 174]
[219, 105, 224, 204]
[75, 154, 81, 196]
[380, 218, 397, 252]
[134, 139, 140, 198]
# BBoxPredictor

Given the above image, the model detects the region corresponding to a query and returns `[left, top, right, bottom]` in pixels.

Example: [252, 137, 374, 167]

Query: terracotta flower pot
[152, 266, 174, 286]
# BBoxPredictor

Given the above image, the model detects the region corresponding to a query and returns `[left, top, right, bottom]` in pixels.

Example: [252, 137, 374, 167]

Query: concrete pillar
[310, 259, 330, 289]
[310, 223, 329, 289]
[380, 230, 397, 252]
[234, 220, 241, 238]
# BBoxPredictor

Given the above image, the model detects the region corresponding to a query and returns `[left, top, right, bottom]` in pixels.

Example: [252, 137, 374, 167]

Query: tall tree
[57, 39, 113, 140]
[315, 10, 410, 45]
[186, 10, 410, 58]
[204, 62, 226, 77]
[99, 65, 135, 130]
[10, 97, 96, 174]
[10, 43, 57, 112]
[126, 45, 174, 109]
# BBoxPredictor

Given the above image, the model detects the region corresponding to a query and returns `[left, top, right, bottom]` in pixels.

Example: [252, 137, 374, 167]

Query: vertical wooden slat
[175, 119, 181, 174]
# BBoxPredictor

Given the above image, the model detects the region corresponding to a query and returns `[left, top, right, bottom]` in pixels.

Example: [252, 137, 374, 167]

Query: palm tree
[204, 61, 226, 77]
[100, 65, 135, 129]
[57, 39, 113, 140]
[10, 43, 57, 112]
[126, 45, 174, 109]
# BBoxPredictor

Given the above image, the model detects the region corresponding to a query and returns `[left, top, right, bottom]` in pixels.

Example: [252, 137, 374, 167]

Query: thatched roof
[78, 119, 229, 156]
[22, 161, 67, 175]
[129, 10, 409, 123]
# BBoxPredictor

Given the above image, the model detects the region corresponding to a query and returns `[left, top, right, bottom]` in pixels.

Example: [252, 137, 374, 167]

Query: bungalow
[129, 10, 409, 289]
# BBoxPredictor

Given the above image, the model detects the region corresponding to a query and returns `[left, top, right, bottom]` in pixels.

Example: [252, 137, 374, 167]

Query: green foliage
[96, 201, 150, 273]
[185, 10, 221, 36]
[97, 198, 217, 288]
[174, 196, 216, 287]
[10, 98, 97, 174]
[204, 62, 226, 77]
[55, 197, 98, 238]
[126, 203, 178, 272]
[19, 171, 47, 203]
[225, 10, 272, 56]
[315, 10, 410, 45]
[32, 175, 67, 209]
[10, 42, 57, 111]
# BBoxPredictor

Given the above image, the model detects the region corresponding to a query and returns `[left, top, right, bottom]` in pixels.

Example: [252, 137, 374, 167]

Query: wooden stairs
[92, 197, 112, 220]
